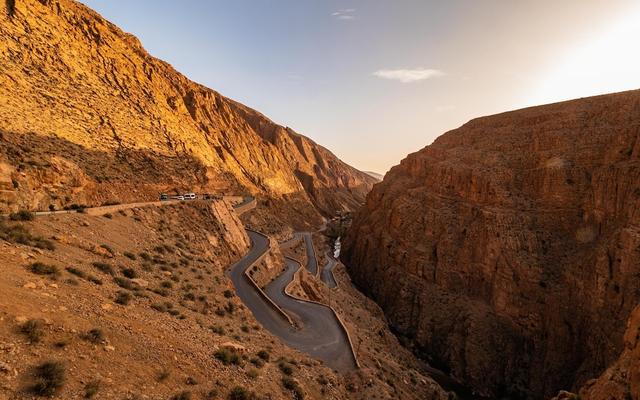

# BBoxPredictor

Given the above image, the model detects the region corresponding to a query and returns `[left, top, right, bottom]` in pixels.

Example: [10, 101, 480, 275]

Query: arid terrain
[0, 0, 376, 220]
[342, 90, 640, 399]
[0, 1, 452, 399]
[3, 1, 639, 400]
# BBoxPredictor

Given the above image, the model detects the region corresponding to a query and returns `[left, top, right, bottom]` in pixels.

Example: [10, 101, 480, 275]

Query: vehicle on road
[159, 193, 169, 201]
[183, 193, 197, 200]
[171, 195, 185, 201]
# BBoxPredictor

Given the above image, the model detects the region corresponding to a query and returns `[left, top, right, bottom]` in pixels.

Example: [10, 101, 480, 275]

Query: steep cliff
[0, 0, 375, 216]
[342, 90, 640, 398]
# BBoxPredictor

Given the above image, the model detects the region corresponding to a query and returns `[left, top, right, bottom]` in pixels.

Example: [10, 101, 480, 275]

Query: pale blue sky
[81, 0, 640, 174]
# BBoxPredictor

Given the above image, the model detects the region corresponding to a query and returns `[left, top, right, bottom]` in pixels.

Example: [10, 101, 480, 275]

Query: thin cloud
[373, 68, 445, 83]
[332, 9, 356, 20]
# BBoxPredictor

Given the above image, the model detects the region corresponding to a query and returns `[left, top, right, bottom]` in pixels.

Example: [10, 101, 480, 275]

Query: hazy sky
[81, 0, 640, 174]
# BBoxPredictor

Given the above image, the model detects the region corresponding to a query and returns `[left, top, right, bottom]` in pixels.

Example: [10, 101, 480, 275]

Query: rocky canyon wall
[0, 0, 375, 216]
[342, 90, 640, 398]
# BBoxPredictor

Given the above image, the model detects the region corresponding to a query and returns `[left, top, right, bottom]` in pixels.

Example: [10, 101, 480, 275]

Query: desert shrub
[249, 357, 263, 368]
[151, 303, 168, 312]
[317, 375, 329, 385]
[100, 244, 114, 254]
[204, 389, 219, 399]
[224, 302, 236, 315]
[84, 380, 101, 398]
[210, 325, 225, 335]
[157, 369, 170, 382]
[183, 292, 195, 301]
[103, 213, 113, 219]
[82, 328, 104, 344]
[10, 210, 34, 221]
[92, 262, 115, 275]
[121, 268, 138, 279]
[53, 338, 70, 349]
[88, 275, 103, 285]
[114, 276, 135, 290]
[278, 361, 294, 376]
[171, 391, 192, 400]
[20, 319, 45, 343]
[152, 287, 170, 297]
[214, 308, 226, 317]
[160, 280, 173, 289]
[186, 376, 198, 385]
[246, 368, 259, 380]
[240, 325, 249, 333]
[281, 377, 304, 399]
[30, 360, 65, 396]
[0, 221, 55, 250]
[101, 201, 120, 206]
[214, 348, 241, 366]
[228, 386, 256, 400]
[65, 277, 79, 286]
[153, 245, 166, 254]
[28, 262, 59, 276]
[139, 252, 152, 261]
[115, 291, 132, 305]
[223, 290, 234, 298]
[33, 237, 56, 250]
[66, 266, 87, 279]
[256, 350, 270, 361]
[123, 252, 137, 260]
[163, 244, 174, 253]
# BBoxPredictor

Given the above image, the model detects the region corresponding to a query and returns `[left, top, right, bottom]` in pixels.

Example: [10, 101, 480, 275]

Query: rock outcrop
[342, 90, 640, 398]
[0, 0, 375, 216]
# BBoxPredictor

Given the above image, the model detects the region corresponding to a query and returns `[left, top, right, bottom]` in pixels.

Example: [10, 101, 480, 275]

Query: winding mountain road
[320, 254, 338, 289]
[227, 202, 357, 372]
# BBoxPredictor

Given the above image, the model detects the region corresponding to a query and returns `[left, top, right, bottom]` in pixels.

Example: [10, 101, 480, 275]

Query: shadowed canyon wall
[342, 90, 640, 398]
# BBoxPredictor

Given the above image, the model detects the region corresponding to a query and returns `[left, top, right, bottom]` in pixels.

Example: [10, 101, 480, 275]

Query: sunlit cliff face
[529, 4, 640, 107]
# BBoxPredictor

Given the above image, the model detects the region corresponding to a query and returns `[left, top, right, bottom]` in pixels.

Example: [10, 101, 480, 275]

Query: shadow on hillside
[0, 130, 209, 187]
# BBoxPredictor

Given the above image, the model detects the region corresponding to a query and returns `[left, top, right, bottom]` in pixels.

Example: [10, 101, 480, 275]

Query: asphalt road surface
[265, 257, 357, 371]
[228, 230, 357, 372]
[320, 254, 338, 289]
[301, 232, 318, 275]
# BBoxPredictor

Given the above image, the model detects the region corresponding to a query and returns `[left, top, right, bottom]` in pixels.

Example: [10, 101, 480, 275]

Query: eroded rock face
[0, 0, 375, 214]
[342, 91, 640, 398]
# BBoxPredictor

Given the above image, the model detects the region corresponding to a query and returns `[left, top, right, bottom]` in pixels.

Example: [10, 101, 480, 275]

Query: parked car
[183, 193, 197, 200]
[171, 195, 185, 201]
[159, 193, 169, 201]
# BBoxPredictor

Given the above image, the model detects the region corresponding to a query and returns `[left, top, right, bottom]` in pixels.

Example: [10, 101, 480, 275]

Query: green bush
[66, 266, 87, 279]
[92, 262, 115, 275]
[84, 380, 100, 398]
[115, 291, 132, 305]
[228, 386, 256, 400]
[256, 350, 270, 361]
[10, 210, 34, 221]
[82, 328, 104, 344]
[281, 377, 304, 399]
[20, 319, 45, 343]
[121, 268, 137, 278]
[114, 276, 135, 290]
[30, 360, 65, 396]
[28, 262, 59, 276]
[278, 361, 294, 376]
[171, 391, 192, 400]
[214, 348, 241, 366]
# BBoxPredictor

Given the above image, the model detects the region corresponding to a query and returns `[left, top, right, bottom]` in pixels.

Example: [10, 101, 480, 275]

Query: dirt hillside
[0, 0, 375, 219]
